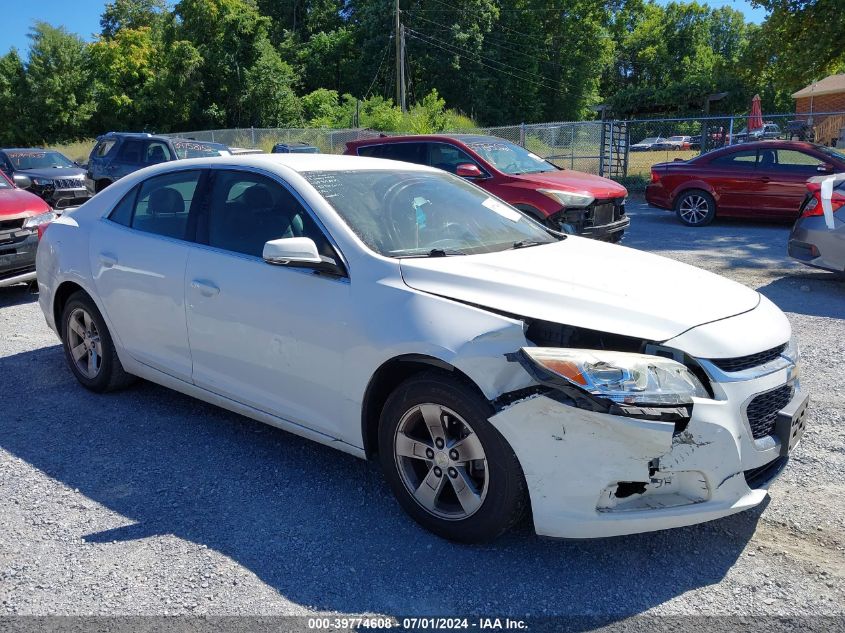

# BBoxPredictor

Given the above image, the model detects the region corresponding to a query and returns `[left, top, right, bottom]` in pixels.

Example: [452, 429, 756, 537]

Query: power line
[406, 12, 563, 68]
[405, 27, 560, 87]
[364, 36, 394, 99]
[405, 30, 560, 92]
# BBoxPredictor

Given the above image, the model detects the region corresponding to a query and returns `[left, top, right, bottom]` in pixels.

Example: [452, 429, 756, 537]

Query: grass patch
[48, 139, 96, 164]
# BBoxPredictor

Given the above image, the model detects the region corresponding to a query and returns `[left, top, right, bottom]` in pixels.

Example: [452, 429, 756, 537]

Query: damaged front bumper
[488, 362, 807, 539]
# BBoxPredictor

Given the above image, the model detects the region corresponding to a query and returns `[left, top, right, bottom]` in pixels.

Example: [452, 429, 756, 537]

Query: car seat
[759, 150, 776, 167]
[147, 145, 167, 164]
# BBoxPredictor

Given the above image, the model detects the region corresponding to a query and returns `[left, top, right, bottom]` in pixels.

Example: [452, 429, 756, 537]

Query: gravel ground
[0, 196, 843, 618]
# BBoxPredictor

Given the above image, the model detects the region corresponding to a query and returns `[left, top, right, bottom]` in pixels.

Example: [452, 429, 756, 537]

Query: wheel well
[514, 204, 546, 222]
[95, 179, 111, 193]
[360, 355, 484, 459]
[53, 281, 86, 330]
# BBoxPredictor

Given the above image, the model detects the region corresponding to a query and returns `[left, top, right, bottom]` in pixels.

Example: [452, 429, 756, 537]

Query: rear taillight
[650, 170, 660, 183]
[802, 191, 845, 217]
[37, 222, 51, 240]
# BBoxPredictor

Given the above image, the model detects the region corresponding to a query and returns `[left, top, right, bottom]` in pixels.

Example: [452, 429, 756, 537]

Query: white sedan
[36, 154, 808, 542]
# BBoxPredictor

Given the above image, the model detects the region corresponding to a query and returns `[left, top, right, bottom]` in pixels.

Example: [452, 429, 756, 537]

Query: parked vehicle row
[345, 134, 630, 242]
[0, 169, 55, 287]
[646, 140, 845, 225]
[36, 153, 807, 542]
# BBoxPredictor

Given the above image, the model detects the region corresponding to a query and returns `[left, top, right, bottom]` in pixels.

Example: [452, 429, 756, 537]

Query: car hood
[399, 237, 760, 343]
[510, 169, 627, 199]
[16, 167, 86, 179]
[0, 188, 51, 217]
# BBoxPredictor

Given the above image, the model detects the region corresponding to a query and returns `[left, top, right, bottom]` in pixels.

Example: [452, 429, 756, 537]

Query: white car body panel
[400, 236, 760, 343]
[36, 154, 805, 539]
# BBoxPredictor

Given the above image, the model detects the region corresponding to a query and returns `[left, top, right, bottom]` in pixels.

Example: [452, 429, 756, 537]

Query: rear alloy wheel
[378, 371, 527, 543]
[675, 190, 716, 227]
[61, 291, 135, 392]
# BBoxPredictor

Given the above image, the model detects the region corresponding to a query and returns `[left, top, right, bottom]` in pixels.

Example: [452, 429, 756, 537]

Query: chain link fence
[170, 110, 845, 187]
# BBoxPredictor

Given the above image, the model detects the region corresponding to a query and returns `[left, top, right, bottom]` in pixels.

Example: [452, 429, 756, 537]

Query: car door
[702, 149, 759, 216]
[754, 148, 823, 219]
[183, 167, 353, 439]
[89, 168, 205, 380]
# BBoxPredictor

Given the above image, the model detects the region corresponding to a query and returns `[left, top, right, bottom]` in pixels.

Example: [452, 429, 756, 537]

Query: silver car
[788, 173, 845, 275]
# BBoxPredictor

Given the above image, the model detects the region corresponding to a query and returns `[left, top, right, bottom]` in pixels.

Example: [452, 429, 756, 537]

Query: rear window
[173, 140, 230, 159]
[357, 142, 426, 164]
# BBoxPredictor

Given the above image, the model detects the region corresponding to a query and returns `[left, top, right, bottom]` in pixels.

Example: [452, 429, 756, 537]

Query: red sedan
[0, 170, 53, 287]
[646, 141, 845, 226]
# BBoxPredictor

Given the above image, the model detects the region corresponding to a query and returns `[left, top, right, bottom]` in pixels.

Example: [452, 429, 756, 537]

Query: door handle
[191, 279, 220, 297]
[98, 252, 117, 268]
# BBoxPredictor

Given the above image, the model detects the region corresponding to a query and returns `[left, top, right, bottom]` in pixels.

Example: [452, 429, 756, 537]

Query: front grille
[588, 198, 625, 228]
[744, 456, 788, 489]
[0, 264, 35, 281]
[53, 178, 85, 190]
[0, 218, 24, 231]
[710, 343, 787, 373]
[746, 384, 794, 439]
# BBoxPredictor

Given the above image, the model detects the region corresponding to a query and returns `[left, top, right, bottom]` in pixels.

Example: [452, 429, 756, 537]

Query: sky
[1, 0, 769, 57]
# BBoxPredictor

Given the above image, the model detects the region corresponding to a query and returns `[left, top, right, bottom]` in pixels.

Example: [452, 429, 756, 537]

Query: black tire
[675, 189, 716, 227]
[378, 371, 527, 543]
[60, 291, 135, 392]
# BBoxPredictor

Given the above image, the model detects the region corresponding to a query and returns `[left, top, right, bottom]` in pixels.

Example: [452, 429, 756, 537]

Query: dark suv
[0, 148, 91, 210]
[271, 142, 319, 154]
[86, 133, 230, 193]
[344, 134, 629, 241]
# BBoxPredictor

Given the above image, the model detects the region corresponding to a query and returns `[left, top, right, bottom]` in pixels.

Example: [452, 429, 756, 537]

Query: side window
[94, 140, 116, 158]
[130, 170, 201, 240]
[108, 187, 137, 226]
[355, 144, 384, 158]
[145, 141, 173, 165]
[427, 143, 478, 174]
[378, 143, 427, 165]
[775, 150, 821, 173]
[710, 150, 757, 168]
[203, 171, 334, 260]
[117, 140, 144, 163]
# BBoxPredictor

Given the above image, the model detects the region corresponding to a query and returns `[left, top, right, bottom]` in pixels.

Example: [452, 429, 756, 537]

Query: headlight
[22, 211, 58, 229]
[30, 177, 53, 186]
[537, 189, 595, 208]
[520, 348, 708, 406]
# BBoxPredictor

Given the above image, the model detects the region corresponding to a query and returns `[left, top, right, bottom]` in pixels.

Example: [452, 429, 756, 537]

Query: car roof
[701, 139, 824, 158]
[98, 132, 170, 141]
[124, 153, 440, 174]
[170, 137, 228, 147]
[350, 133, 509, 145]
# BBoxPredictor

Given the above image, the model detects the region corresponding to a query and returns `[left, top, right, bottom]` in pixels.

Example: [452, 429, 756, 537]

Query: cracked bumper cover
[488, 363, 806, 539]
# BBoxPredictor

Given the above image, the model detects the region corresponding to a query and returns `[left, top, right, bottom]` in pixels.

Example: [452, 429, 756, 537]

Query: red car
[646, 140, 845, 226]
[0, 170, 53, 288]
[344, 134, 630, 241]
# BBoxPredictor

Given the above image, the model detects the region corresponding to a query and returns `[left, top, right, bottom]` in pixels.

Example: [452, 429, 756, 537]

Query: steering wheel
[382, 179, 425, 246]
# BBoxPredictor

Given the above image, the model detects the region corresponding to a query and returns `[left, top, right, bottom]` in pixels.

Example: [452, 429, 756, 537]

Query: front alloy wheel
[394, 403, 488, 520]
[378, 371, 527, 543]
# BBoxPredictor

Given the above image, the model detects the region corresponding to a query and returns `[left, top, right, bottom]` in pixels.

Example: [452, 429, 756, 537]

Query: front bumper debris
[488, 361, 806, 538]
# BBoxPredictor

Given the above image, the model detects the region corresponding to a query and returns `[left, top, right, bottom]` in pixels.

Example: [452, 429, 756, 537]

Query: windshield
[7, 150, 74, 170]
[467, 140, 556, 175]
[819, 146, 845, 162]
[304, 169, 558, 257]
[637, 138, 659, 144]
[290, 146, 319, 153]
[0, 173, 10, 189]
[172, 140, 230, 159]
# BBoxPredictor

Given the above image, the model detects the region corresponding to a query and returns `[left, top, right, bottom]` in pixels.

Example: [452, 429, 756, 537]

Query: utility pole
[395, 0, 402, 110]
[399, 24, 407, 112]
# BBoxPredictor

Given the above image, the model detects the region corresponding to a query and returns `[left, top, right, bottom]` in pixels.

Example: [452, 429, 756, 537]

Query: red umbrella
[748, 94, 763, 131]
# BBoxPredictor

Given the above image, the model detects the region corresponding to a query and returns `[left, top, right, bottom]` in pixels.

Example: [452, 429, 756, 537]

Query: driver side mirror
[262, 237, 345, 276]
[817, 162, 834, 173]
[456, 163, 483, 179]
[13, 174, 32, 189]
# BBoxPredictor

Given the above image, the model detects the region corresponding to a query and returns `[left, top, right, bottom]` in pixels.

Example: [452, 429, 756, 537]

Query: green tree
[101, 0, 168, 38]
[25, 22, 96, 142]
[242, 39, 302, 126]
[0, 50, 29, 145]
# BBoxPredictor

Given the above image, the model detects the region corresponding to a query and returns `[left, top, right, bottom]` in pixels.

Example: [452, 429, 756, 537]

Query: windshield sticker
[8, 152, 46, 159]
[482, 197, 521, 222]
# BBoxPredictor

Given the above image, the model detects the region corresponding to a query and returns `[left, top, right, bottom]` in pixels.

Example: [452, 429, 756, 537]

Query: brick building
[792, 74, 845, 145]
